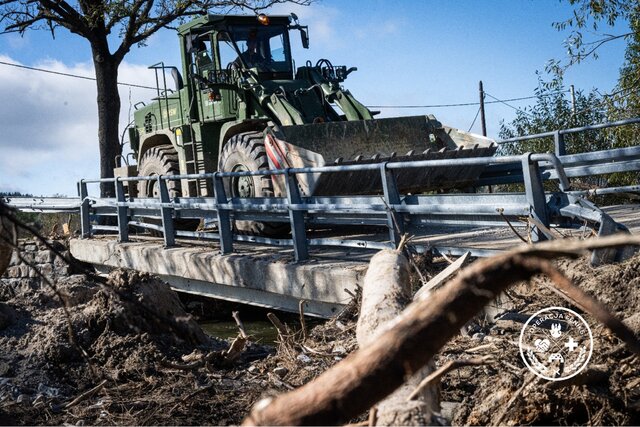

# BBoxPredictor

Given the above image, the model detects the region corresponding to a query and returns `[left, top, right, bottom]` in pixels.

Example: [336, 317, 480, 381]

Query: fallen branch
[299, 300, 307, 342]
[407, 356, 492, 401]
[65, 379, 108, 409]
[357, 248, 437, 425]
[243, 235, 640, 426]
[414, 252, 470, 300]
[267, 312, 289, 340]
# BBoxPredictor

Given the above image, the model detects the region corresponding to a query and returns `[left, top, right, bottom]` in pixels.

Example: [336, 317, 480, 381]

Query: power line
[0, 60, 156, 90]
[467, 105, 481, 132]
[484, 92, 532, 116]
[368, 91, 570, 109]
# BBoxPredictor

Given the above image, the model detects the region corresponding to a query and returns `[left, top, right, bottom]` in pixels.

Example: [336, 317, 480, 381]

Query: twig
[529, 216, 563, 240]
[496, 208, 528, 243]
[407, 356, 492, 401]
[65, 380, 108, 409]
[299, 300, 307, 342]
[440, 252, 455, 264]
[223, 334, 248, 363]
[492, 372, 538, 425]
[232, 311, 249, 339]
[267, 312, 289, 340]
[397, 233, 411, 252]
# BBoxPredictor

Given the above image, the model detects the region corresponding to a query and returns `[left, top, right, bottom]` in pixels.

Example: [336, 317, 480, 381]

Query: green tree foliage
[498, 77, 613, 189]
[548, 0, 637, 81]
[605, 4, 640, 157]
[498, 76, 608, 156]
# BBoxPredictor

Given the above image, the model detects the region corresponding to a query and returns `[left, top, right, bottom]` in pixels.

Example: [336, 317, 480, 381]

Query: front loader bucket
[266, 115, 497, 196]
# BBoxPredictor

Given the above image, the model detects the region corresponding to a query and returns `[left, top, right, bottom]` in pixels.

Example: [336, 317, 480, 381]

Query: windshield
[220, 24, 292, 74]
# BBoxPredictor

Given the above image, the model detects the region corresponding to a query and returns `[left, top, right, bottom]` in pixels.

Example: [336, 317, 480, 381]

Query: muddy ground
[0, 240, 639, 425]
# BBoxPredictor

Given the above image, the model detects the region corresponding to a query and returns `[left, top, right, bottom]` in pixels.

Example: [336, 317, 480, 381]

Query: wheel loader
[123, 13, 496, 234]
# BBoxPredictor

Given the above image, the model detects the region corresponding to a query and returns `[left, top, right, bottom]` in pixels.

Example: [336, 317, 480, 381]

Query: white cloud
[0, 55, 156, 196]
[268, 3, 343, 50]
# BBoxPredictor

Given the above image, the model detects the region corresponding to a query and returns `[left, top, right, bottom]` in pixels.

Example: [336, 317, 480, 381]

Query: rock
[331, 345, 346, 355]
[273, 366, 288, 378]
[472, 332, 486, 341]
[35, 250, 55, 264]
[0, 361, 11, 377]
[296, 354, 312, 364]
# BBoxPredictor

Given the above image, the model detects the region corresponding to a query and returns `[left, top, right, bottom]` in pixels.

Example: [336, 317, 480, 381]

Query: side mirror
[300, 26, 309, 49]
[186, 34, 205, 54]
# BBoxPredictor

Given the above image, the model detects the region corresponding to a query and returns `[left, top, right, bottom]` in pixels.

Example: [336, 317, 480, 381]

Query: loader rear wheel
[219, 132, 288, 236]
[137, 145, 199, 232]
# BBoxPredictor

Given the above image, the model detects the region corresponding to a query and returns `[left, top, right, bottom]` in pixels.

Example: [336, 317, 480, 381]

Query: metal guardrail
[497, 116, 640, 156]
[4, 118, 639, 264]
[479, 144, 640, 187]
[74, 148, 634, 263]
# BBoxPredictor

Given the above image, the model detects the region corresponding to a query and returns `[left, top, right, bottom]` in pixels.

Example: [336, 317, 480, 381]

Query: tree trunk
[91, 43, 122, 198]
[356, 249, 438, 426]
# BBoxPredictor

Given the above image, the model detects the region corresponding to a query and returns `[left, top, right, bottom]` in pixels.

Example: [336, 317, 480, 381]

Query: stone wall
[1, 239, 72, 288]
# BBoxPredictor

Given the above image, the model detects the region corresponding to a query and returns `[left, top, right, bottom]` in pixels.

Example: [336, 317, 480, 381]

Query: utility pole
[570, 84, 577, 116]
[479, 80, 487, 137]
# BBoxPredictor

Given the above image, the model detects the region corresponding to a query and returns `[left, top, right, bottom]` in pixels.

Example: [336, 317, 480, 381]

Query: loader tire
[137, 145, 199, 232]
[137, 145, 181, 199]
[219, 132, 288, 236]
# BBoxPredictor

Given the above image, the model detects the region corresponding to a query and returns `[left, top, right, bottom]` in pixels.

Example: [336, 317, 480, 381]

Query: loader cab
[217, 22, 294, 80]
[180, 15, 296, 84]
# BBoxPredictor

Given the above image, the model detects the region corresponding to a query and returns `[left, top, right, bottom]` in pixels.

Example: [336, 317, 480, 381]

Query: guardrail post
[284, 170, 308, 262]
[115, 178, 129, 243]
[157, 177, 176, 247]
[522, 154, 549, 242]
[213, 173, 233, 254]
[77, 180, 91, 238]
[554, 130, 566, 156]
[380, 163, 404, 247]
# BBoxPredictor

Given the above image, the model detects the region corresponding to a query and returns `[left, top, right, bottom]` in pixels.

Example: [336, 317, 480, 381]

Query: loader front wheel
[137, 145, 181, 199]
[219, 132, 288, 236]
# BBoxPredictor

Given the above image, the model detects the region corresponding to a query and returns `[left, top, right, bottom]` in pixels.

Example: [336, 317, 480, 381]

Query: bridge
[5, 118, 640, 317]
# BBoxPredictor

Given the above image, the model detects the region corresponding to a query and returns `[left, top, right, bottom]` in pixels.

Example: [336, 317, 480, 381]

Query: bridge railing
[76, 147, 628, 262]
[497, 116, 640, 157]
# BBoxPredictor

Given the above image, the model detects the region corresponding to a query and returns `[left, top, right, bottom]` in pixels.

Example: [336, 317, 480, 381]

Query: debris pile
[0, 267, 221, 424]
[1, 235, 639, 426]
[441, 254, 640, 425]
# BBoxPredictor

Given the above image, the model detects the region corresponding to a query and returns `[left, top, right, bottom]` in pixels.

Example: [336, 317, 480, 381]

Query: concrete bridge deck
[69, 204, 640, 318]
[70, 236, 370, 317]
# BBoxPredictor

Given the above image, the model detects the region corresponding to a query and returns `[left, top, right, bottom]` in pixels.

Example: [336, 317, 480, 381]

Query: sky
[0, 0, 631, 196]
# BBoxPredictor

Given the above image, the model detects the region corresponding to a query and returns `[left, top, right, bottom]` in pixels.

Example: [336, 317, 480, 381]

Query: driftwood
[414, 251, 470, 301]
[243, 234, 640, 426]
[356, 249, 438, 425]
[223, 311, 249, 363]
